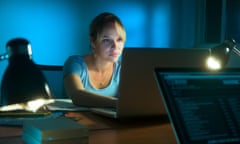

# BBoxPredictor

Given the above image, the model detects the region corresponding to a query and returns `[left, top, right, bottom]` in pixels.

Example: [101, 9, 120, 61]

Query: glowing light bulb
[206, 56, 221, 70]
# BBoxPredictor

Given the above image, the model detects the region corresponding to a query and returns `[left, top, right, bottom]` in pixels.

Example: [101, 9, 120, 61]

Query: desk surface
[0, 112, 177, 144]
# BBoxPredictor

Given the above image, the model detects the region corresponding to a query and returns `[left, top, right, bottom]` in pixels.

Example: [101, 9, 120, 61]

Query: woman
[63, 12, 126, 108]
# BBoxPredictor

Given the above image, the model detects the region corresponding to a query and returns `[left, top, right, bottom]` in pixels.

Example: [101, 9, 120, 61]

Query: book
[22, 116, 88, 144]
[22, 132, 88, 144]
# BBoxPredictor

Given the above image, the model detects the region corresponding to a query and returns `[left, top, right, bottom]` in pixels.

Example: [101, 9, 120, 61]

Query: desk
[0, 112, 177, 144]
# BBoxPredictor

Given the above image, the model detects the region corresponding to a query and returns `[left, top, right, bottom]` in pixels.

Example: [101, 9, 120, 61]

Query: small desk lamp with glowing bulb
[0, 38, 54, 112]
[206, 39, 239, 70]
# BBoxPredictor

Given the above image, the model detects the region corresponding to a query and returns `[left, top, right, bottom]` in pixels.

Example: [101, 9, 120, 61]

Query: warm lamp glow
[0, 98, 55, 112]
[26, 98, 55, 112]
[206, 56, 221, 70]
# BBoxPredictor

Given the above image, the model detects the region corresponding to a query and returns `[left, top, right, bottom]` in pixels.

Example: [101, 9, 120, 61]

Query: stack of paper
[46, 99, 89, 111]
[22, 117, 88, 144]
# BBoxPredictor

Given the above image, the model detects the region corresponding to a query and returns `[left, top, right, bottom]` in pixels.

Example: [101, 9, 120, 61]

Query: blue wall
[0, 0, 197, 79]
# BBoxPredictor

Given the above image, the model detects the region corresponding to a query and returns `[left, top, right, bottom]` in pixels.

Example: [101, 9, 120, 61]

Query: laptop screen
[154, 68, 240, 144]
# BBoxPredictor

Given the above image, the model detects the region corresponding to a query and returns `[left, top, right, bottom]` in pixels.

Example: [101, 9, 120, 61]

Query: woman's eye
[102, 39, 113, 45]
[117, 38, 123, 42]
[103, 39, 110, 43]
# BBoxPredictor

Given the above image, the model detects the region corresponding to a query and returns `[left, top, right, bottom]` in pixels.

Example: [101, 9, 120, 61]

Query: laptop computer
[90, 48, 210, 119]
[154, 67, 240, 144]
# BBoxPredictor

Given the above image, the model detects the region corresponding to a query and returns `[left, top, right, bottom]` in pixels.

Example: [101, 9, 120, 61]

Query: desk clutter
[22, 116, 88, 144]
[0, 98, 89, 126]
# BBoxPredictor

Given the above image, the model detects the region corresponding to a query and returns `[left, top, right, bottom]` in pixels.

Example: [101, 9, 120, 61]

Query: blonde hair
[90, 12, 126, 43]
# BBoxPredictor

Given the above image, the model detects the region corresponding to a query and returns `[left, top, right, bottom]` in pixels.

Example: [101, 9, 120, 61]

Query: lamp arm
[232, 47, 240, 57]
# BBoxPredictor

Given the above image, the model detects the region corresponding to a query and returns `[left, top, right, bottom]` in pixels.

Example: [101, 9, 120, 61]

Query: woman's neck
[86, 54, 113, 72]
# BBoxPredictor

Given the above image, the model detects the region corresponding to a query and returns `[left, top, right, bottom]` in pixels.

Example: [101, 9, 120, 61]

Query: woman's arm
[64, 74, 117, 108]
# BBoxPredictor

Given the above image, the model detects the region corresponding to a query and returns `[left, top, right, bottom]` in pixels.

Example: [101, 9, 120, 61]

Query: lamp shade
[207, 39, 237, 69]
[210, 39, 236, 65]
[0, 38, 52, 106]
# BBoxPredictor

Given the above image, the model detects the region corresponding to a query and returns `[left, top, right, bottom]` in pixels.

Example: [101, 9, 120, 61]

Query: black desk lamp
[206, 39, 239, 70]
[0, 38, 54, 112]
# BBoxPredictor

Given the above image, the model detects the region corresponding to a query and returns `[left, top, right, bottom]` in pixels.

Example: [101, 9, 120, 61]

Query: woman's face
[91, 24, 125, 62]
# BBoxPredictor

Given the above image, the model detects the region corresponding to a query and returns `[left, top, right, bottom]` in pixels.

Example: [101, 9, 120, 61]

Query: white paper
[46, 99, 89, 111]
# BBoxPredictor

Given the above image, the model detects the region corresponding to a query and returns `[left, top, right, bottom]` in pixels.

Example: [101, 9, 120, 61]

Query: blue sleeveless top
[63, 56, 120, 97]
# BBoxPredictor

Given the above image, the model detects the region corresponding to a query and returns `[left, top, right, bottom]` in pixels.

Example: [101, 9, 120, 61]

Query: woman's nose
[111, 40, 117, 49]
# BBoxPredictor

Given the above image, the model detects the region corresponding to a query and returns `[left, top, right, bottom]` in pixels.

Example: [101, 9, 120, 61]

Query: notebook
[90, 48, 210, 119]
[154, 67, 240, 144]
